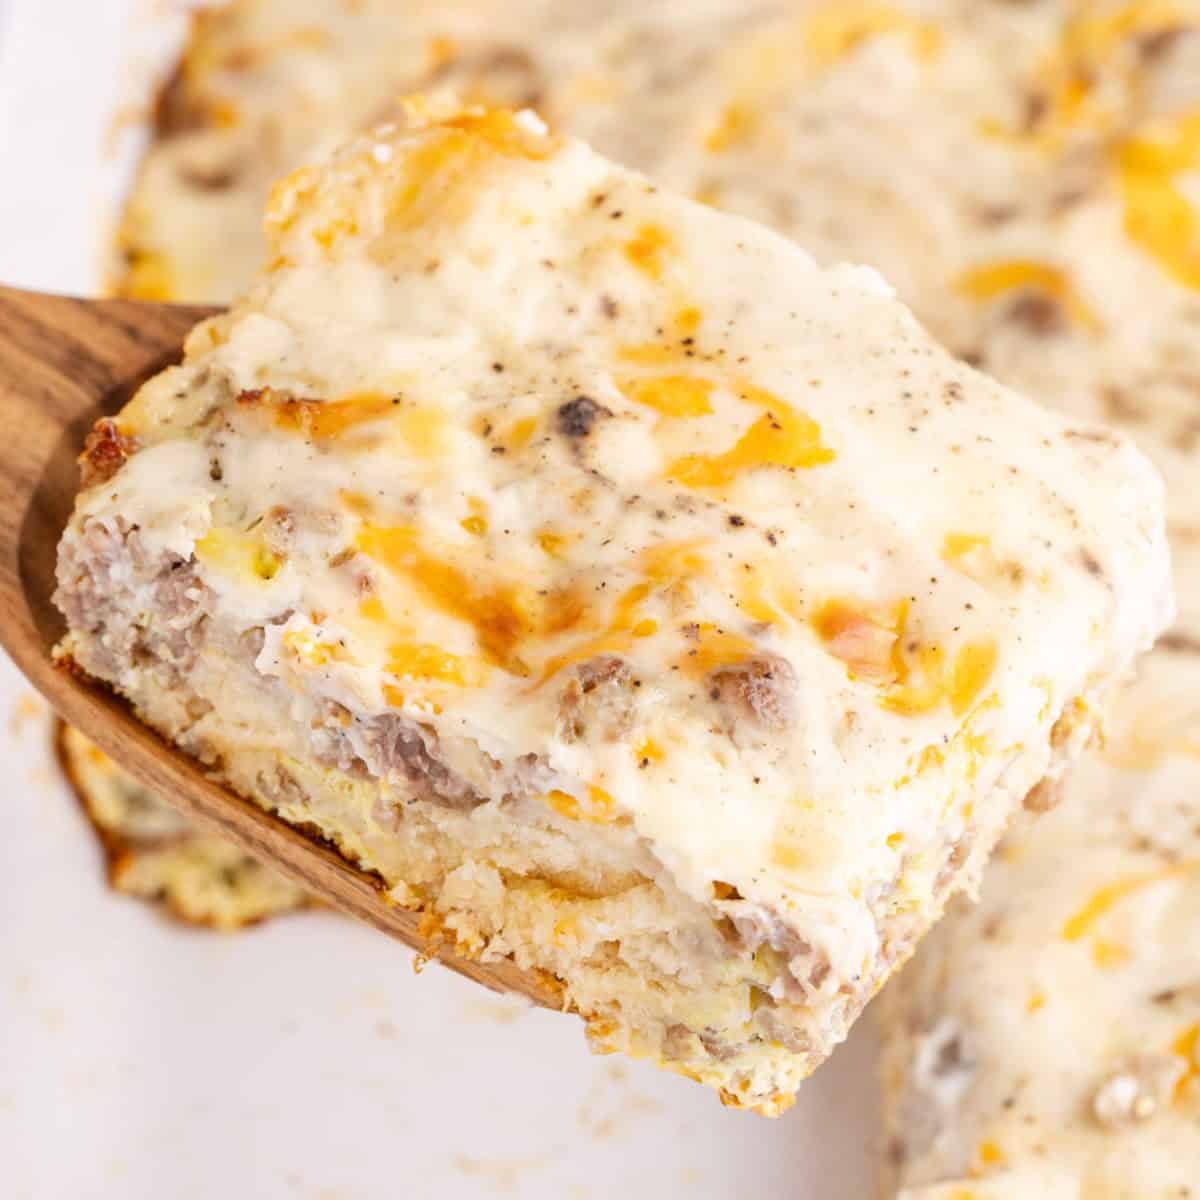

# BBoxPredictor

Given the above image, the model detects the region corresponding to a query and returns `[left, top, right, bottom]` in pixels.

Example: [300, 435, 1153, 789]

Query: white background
[0, 4, 880, 1197]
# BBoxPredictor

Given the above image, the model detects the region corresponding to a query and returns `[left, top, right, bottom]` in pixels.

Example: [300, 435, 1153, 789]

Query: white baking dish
[0, 4, 879, 1196]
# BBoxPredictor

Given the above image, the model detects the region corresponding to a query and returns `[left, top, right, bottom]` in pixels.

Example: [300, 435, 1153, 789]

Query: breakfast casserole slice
[879, 646, 1200, 1198]
[57, 105, 1171, 1112]
[57, 722, 310, 930]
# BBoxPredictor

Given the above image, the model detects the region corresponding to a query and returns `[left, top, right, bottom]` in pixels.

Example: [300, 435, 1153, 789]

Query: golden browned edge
[53, 716, 319, 930]
[54, 715, 136, 877]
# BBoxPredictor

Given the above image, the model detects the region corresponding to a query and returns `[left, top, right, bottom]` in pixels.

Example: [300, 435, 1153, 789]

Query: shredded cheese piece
[1116, 110, 1200, 289]
[624, 223, 673, 279]
[621, 375, 715, 418]
[956, 261, 1103, 332]
[805, 2, 943, 66]
[1062, 860, 1200, 940]
[668, 383, 834, 488]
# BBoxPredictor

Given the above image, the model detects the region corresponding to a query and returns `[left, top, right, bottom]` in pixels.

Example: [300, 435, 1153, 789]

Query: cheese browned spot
[80, 419, 139, 489]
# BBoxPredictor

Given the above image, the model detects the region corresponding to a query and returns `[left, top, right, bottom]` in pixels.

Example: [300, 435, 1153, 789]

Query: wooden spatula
[0, 283, 555, 1005]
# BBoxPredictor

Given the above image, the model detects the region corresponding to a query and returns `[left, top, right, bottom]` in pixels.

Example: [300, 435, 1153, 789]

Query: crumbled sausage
[262, 506, 296, 555]
[1152, 979, 1200, 1005]
[557, 655, 636, 742]
[1161, 632, 1200, 655]
[355, 714, 485, 810]
[752, 999, 813, 1054]
[708, 654, 797, 731]
[921, 1019, 976, 1085]
[1137, 26, 1192, 61]
[662, 1023, 700, 1061]
[1006, 291, 1066, 336]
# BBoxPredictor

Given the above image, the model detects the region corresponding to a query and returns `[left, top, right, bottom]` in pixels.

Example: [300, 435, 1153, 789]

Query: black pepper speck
[556, 395, 609, 438]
